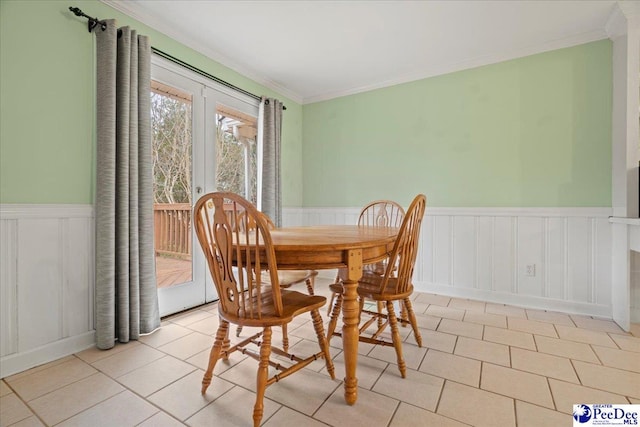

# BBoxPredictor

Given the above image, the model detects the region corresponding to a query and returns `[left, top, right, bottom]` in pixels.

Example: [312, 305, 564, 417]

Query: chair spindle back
[358, 200, 405, 228]
[379, 194, 426, 294]
[193, 192, 284, 320]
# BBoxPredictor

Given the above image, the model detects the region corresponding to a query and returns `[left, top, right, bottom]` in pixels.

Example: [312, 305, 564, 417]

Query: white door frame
[152, 55, 260, 316]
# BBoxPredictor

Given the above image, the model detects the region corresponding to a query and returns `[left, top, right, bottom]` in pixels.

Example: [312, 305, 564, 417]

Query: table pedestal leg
[342, 249, 362, 405]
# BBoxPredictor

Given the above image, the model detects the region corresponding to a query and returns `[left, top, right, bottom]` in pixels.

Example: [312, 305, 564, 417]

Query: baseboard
[0, 331, 96, 379]
[414, 281, 612, 319]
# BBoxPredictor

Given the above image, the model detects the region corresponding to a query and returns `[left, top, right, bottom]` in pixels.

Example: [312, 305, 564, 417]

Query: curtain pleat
[95, 21, 160, 350]
[260, 97, 283, 226]
[137, 35, 158, 333]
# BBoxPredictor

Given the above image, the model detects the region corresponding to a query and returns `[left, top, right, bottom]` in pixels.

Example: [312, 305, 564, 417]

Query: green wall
[0, 1, 613, 209]
[0, 0, 303, 206]
[302, 40, 612, 207]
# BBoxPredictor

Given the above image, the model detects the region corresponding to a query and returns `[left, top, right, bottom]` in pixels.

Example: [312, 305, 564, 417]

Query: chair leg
[222, 324, 231, 361]
[404, 297, 422, 347]
[305, 276, 315, 295]
[386, 300, 407, 378]
[327, 273, 342, 316]
[311, 309, 336, 379]
[236, 325, 243, 337]
[253, 326, 272, 427]
[327, 292, 336, 316]
[326, 292, 343, 345]
[376, 301, 384, 328]
[281, 323, 289, 352]
[400, 300, 409, 327]
[202, 320, 229, 394]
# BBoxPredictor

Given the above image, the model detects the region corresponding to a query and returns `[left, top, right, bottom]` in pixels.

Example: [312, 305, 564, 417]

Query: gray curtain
[260, 97, 283, 226]
[95, 21, 160, 350]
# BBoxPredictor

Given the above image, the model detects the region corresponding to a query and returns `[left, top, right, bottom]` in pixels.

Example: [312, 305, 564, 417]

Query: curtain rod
[150, 47, 285, 109]
[68, 6, 285, 110]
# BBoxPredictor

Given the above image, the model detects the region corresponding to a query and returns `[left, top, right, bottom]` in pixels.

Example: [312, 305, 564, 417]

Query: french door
[151, 56, 259, 316]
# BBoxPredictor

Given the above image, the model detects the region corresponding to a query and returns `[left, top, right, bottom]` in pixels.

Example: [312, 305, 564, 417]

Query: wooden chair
[326, 194, 426, 378]
[234, 210, 318, 351]
[193, 192, 335, 427]
[327, 200, 406, 324]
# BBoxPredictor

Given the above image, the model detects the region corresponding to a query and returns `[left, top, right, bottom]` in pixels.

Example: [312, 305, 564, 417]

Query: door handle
[196, 186, 203, 194]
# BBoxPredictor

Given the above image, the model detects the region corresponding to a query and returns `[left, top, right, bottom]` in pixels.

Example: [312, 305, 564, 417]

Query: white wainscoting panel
[0, 205, 95, 378]
[288, 207, 613, 318]
[0, 205, 615, 378]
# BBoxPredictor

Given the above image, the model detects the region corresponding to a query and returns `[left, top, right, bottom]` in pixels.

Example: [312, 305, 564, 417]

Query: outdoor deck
[156, 256, 192, 288]
[154, 203, 193, 288]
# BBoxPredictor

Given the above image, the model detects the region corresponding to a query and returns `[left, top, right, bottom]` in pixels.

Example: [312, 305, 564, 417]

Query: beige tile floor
[2, 279, 639, 426]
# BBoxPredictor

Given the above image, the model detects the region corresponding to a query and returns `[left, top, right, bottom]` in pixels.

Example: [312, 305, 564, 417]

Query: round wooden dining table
[268, 224, 399, 405]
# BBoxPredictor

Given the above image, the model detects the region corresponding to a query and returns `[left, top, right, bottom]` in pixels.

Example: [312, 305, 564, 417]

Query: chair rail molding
[0, 204, 95, 378]
[285, 206, 614, 318]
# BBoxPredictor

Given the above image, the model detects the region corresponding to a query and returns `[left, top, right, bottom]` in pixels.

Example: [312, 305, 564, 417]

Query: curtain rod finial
[69, 6, 106, 33]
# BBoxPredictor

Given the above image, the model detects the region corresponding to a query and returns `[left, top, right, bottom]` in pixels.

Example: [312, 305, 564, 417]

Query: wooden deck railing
[154, 203, 192, 259]
[154, 202, 240, 260]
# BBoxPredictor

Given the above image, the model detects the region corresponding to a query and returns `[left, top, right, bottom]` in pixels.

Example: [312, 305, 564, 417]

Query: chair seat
[220, 289, 327, 328]
[194, 192, 335, 427]
[326, 194, 426, 381]
[329, 271, 413, 301]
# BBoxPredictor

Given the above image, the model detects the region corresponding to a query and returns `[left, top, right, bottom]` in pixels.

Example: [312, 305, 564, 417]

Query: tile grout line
[82, 343, 194, 426]
[3, 290, 638, 427]
[6, 357, 104, 426]
[384, 400, 402, 427]
[546, 375, 559, 412]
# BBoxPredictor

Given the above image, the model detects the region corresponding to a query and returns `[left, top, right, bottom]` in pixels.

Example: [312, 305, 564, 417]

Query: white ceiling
[105, 0, 623, 104]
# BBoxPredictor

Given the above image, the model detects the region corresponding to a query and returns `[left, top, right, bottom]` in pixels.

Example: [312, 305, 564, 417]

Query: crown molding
[100, 0, 304, 105]
[100, 0, 612, 106]
[607, 3, 629, 38]
[607, 1, 640, 39]
[303, 29, 608, 104]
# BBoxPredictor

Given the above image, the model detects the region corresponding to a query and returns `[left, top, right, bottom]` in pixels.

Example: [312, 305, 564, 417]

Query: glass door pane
[202, 90, 259, 303]
[151, 55, 260, 315]
[214, 104, 258, 203]
[151, 60, 207, 317]
[151, 80, 194, 289]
